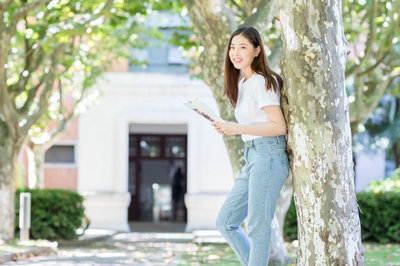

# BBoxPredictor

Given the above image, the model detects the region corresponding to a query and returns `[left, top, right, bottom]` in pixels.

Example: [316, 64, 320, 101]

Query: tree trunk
[278, 0, 365, 264]
[32, 147, 45, 189]
[0, 141, 17, 242]
[269, 214, 294, 264]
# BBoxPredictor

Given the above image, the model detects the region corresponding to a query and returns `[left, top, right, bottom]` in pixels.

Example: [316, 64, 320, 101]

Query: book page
[184, 98, 224, 123]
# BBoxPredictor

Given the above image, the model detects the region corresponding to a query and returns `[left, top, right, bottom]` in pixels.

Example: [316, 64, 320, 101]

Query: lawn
[179, 241, 400, 265]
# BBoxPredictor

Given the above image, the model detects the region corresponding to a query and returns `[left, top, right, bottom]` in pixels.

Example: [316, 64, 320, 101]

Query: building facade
[77, 71, 234, 231]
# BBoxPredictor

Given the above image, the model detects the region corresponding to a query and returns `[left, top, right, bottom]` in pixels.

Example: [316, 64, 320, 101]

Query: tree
[278, 0, 364, 263]
[20, 0, 167, 189]
[0, 0, 148, 241]
[344, 0, 400, 134]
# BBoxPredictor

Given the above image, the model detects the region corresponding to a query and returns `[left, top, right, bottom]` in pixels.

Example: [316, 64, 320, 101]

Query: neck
[242, 68, 254, 81]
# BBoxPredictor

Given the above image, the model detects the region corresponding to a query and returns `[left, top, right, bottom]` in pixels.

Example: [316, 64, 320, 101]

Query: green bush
[366, 168, 400, 193]
[283, 190, 400, 243]
[283, 197, 297, 241]
[357, 191, 400, 243]
[15, 188, 85, 240]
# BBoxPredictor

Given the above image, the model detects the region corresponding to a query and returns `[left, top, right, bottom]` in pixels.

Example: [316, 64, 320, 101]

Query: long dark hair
[223, 27, 284, 108]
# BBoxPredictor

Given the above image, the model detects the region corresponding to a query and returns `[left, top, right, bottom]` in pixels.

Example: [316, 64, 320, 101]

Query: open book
[185, 98, 224, 123]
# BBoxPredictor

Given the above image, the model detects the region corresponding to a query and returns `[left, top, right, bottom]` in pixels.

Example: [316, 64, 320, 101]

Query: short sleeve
[255, 78, 280, 109]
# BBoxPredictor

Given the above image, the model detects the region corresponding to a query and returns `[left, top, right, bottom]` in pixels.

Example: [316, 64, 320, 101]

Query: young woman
[212, 27, 289, 265]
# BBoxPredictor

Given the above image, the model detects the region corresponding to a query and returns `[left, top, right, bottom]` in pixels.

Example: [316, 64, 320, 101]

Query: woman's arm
[212, 105, 287, 136]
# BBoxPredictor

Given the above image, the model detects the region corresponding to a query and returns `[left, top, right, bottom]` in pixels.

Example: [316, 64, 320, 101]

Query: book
[184, 98, 224, 123]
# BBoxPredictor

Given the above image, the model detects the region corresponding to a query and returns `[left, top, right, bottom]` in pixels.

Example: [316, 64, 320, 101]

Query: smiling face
[228, 34, 260, 76]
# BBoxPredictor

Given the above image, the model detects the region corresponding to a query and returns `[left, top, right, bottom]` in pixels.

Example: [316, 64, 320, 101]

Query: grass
[179, 241, 400, 265]
[364, 242, 400, 265]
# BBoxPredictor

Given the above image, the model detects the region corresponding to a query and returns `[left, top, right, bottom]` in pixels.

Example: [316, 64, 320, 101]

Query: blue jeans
[216, 135, 289, 266]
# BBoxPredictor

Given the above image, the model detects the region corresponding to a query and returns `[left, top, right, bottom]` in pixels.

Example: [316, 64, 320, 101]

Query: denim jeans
[216, 135, 289, 266]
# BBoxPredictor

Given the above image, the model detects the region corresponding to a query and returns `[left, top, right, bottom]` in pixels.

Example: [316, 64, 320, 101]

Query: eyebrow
[230, 43, 248, 46]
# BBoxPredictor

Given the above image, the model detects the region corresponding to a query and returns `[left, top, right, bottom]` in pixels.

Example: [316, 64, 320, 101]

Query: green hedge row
[15, 189, 85, 240]
[283, 191, 400, 243]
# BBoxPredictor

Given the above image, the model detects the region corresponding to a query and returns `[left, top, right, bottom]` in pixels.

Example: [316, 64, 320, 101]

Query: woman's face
[229, 34, 260, 72]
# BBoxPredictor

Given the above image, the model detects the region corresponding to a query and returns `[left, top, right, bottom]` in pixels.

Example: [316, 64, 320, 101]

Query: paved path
[3, 232, 198, 265]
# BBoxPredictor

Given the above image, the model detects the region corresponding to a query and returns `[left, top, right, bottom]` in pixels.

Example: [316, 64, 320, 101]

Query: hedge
[15, 188, 85, 240]
[283, 191, 400, 243]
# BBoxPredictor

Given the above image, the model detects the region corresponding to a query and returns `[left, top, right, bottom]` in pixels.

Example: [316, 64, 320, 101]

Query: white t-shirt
[234, 73, 281, 142]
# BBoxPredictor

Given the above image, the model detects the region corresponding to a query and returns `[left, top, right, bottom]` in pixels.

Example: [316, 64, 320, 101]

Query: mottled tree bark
[0, 142, 17, 241]
[32, 148, 45, 189]
[278, 0, 365, 264]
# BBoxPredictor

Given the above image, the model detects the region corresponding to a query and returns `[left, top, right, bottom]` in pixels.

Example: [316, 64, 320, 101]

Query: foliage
[283, 197, 297, 241]
[15, 189, 85, 240]
[366, 168, 400, 193]
[343, 0, 400, 132]
[353, 92, 400, 168]
[283, 189, 400, 243]
[357, 191, 400, 243]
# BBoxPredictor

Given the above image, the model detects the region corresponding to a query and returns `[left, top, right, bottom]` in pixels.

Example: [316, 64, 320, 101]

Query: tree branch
[242, 0, 277, 31]
[229, 0, 246, 14]
[241, 0, 261, 16]
[9, 0, 46, 36]
[181, 0, 236, 46]
[356, 0, 377, 72]
[18, 75, 45, 116]
[358, 51, 390, 76]
[21, 44, 66, 135]
[10, 46, 46, 99]
[0, 0, 13, 11]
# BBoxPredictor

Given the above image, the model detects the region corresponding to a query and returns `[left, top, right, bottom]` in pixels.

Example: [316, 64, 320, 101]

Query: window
[140, 136, 161, 158]
[45, 145, 75, 164]
[165, 136, 186, 158]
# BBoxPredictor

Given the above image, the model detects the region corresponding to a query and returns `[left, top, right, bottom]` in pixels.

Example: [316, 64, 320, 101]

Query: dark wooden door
[128, 134, 187, 222]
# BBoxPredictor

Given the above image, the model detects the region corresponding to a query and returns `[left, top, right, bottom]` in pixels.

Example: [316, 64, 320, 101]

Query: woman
[212, 27, 289, 265]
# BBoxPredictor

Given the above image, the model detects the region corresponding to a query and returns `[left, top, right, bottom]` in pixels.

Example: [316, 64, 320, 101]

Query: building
[77, 70, 234, 231]
[28, 12, 235, 231]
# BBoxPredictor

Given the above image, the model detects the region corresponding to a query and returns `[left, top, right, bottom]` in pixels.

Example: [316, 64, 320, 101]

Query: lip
[233, 58, 243, 63]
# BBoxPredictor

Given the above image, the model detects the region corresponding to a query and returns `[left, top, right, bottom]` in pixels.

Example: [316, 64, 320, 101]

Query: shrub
[366, 168, 400, 193]
[357, 191, 400, 243]
[283, 198, 297, 241]
[15, 188, 85, 240]
[283, 190, 400, 243]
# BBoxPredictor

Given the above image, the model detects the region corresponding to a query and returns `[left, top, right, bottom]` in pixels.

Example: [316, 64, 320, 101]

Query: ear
[255, 46, 261, 57]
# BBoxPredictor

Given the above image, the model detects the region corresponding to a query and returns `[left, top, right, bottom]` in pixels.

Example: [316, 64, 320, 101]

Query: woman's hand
[211, 121, 240, 136]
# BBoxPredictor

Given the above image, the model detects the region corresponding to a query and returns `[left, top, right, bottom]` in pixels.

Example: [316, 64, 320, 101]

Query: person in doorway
[171, 167, 183, 221]
[212, 27, 289, 265]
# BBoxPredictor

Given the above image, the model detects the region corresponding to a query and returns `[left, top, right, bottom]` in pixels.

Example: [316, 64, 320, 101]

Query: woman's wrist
[235, 123, 244, 135]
